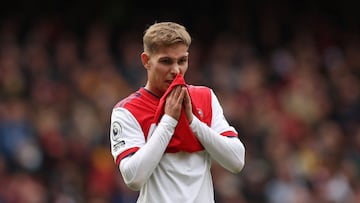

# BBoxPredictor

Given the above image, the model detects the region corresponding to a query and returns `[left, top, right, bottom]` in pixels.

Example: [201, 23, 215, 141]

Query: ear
[141, 52, 150, 70]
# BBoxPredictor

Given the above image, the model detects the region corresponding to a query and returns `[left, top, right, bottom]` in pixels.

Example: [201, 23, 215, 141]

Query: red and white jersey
[110, 85, 240, 203]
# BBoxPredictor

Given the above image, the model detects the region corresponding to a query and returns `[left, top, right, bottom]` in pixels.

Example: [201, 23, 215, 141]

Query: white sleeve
[190, 90, 245, 173]
[110, 107, 146, 162]
[119, 114, 177, 191]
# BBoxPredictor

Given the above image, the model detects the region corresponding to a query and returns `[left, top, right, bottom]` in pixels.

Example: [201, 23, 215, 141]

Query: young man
[110, 22, 245, 202]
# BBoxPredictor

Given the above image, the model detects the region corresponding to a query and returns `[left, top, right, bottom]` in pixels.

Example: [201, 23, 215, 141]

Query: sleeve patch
[111, 121, 123, 141]
[111, 121, 126, 152]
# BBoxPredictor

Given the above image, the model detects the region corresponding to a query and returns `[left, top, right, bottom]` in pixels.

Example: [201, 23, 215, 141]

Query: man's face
[142, 43, 189, 97]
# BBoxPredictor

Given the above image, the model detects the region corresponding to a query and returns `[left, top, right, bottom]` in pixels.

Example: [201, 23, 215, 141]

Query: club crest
[197, 108, 204, 119]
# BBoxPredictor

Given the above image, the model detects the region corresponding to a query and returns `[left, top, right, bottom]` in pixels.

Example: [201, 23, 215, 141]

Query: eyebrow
[158, 54, 188, 60]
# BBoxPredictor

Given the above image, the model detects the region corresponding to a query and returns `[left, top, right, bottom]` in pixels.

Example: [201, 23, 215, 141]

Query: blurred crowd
[1, 1, 360, 203]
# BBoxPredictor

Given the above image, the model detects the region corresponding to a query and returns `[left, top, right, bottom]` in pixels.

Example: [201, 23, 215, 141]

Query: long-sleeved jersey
[110, 86, 245, 203]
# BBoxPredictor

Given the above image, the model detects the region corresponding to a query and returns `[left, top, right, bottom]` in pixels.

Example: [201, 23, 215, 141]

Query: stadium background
[0, 0, 360, 202]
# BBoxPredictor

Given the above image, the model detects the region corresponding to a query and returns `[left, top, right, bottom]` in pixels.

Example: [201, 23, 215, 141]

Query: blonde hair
[143, 22, 192, 54]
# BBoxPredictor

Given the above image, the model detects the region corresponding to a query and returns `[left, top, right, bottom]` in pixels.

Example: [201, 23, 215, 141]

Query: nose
[170, 65, 181, 75]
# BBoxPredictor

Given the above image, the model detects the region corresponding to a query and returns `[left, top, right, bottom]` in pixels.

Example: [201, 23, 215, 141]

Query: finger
[166, 86, 183, 106]
[177, 87, 186, 103]
[168, 86, 179, 99]
[182, 87, 190, 104]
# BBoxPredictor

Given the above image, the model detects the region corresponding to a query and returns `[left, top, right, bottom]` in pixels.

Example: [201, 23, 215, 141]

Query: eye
[178, 58, 188, 65]
[160, 58, 172, 65]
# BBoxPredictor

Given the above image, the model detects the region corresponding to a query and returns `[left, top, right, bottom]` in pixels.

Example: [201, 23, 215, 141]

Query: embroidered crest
[197, 108, 204, 119]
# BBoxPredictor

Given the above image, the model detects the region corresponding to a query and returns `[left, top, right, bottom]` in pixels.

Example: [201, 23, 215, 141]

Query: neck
[144, 84, 162, 98]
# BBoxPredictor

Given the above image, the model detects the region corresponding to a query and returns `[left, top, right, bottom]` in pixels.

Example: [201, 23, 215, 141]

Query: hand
[164, 86, 185, 121]
[182, 87, 193, 124]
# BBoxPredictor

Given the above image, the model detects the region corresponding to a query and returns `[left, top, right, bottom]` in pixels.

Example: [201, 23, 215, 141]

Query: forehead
[152, 43, 189, 59]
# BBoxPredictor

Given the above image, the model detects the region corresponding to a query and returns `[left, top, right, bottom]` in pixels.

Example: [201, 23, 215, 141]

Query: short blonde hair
[143, 22, 192, 55]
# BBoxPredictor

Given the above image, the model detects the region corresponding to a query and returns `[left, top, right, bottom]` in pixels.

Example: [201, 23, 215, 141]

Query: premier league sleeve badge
[111, 121, 125, 151]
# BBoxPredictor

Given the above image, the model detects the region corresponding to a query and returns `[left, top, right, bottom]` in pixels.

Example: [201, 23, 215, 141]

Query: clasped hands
[164, 86, 193, 124]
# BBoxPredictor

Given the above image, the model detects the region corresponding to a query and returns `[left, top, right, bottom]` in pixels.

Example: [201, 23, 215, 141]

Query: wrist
[189, 114, 198, 129]
[188, 114, 193, 124]
[161, 114, 178, 128]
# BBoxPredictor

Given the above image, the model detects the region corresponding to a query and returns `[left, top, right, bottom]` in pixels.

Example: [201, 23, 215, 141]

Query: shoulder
[114, 91, 142, 109]
[188, 85, 212, 94]
[188, 85, 214, 100]
[112, 88, 157, 123]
